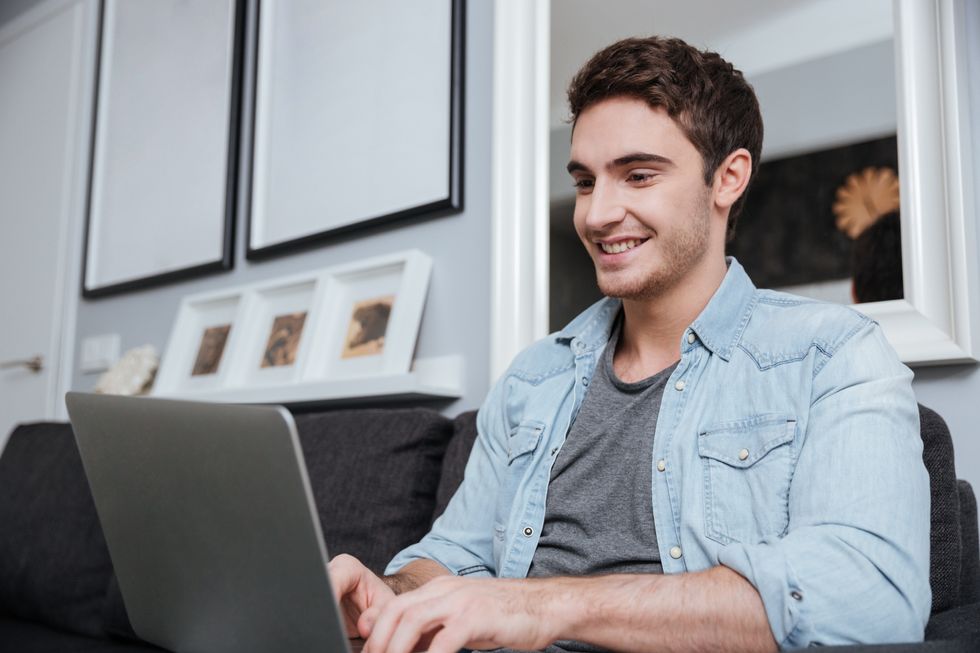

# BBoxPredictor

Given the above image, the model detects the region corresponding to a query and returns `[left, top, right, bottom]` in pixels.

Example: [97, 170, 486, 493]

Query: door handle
[0, 355, 43, 373]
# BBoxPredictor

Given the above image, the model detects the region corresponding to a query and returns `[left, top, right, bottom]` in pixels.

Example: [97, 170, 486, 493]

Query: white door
[0, 0, 98, 453]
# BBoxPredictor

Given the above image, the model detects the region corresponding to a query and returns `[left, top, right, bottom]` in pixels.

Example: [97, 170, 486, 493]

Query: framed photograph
[305, 250, 433, 380]
[154, 250, 436, 403]
[82, 0, 245, 298]
[246, 0, 464, 259]
[153, 292, 245, 395]
[222, 277, 323, 388]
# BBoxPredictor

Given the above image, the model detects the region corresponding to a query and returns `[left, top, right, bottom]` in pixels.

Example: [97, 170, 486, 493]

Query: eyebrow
[566, 152, 675, 175]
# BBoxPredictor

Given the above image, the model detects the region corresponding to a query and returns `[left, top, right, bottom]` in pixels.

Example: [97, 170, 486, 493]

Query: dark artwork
[342, 296, 394, 359]
[728, 134, 899, 291]
[191, 324, 231, 376]
[261, 311, 308, 368]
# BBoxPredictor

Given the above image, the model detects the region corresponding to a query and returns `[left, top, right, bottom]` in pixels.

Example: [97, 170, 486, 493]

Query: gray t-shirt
[510, 321, 676, 653]
[527, 321, 676, 579]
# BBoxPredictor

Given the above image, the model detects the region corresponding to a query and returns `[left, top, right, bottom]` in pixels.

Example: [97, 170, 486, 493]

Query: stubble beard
[594, 194, 713, 301]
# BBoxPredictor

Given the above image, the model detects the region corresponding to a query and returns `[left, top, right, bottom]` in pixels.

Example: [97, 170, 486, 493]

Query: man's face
[569, 97, 720, 301]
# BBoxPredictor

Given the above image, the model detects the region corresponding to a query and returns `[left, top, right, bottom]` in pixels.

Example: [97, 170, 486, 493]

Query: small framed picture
[155, 250, 434, 402]
[305, 250, 432, 380]
[225, 277, 321, 387]
[154, 291, 245, 394]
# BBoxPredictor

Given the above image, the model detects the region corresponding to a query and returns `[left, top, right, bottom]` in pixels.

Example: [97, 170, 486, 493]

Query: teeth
[600, 239, 642, 254]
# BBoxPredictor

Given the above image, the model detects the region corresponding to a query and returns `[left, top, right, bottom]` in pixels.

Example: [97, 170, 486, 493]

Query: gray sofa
[0, 405, 976, 652]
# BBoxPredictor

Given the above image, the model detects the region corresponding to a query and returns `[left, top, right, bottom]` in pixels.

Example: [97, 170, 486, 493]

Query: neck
[614, 256, 728, 381]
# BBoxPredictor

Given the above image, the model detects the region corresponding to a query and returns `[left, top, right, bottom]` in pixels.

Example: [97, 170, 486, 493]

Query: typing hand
[329, 554, 397, 639]
[359, 576, 561, 653]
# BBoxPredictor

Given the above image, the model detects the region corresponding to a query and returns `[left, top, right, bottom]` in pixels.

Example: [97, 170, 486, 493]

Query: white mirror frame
[491, 0, 977, 381]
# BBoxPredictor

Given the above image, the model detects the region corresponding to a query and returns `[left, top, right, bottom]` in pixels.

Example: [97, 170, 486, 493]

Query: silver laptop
[65, 392, 358, 653]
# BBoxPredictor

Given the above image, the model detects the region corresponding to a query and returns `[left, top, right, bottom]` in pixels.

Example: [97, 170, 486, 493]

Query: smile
[598, 239, 646, 254]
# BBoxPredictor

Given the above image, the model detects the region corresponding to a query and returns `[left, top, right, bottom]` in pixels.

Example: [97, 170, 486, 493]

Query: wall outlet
[80, 333, 121, 373]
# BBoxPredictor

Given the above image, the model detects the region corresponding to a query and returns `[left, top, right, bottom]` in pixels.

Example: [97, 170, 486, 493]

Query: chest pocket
[697, 414, 797, 545]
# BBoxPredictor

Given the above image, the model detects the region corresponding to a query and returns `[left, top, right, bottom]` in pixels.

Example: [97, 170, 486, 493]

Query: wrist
[527, 576, 591, 643]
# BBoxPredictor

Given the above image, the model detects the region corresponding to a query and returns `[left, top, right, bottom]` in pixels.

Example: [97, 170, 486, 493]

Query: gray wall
[71, 0, 494, 415]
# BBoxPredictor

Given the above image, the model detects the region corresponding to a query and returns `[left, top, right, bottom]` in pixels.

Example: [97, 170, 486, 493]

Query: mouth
[596, 238, 648, 256]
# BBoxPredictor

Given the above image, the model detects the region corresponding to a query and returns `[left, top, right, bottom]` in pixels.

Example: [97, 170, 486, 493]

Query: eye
[627, 172, 655, 183]
[573, 178, 594, 192]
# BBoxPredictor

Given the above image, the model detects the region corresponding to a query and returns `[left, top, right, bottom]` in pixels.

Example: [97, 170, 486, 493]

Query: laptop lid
[65, 392, 351, 653]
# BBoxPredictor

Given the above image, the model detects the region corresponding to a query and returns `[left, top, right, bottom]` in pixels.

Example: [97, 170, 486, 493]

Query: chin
[596, 275, 669, 301]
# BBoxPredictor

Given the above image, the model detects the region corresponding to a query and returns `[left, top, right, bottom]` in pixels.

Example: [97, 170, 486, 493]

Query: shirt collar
[689, 257, 757, 361]
[556, 257, 757, 362]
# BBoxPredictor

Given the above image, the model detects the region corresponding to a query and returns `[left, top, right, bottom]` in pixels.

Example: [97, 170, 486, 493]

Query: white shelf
[154, 355, 464, 406]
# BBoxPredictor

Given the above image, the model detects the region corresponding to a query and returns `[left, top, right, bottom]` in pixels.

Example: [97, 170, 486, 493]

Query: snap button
[656, 459, 666, 472]
[738, 449, 749, 461]
[687, 333, 695, 344]
[523, 527, 533, 537]
[669, 546, 683, 559]
[674, 380, 686, 391]
[791, 591, 803, 602]
[582, 376, 589, 386]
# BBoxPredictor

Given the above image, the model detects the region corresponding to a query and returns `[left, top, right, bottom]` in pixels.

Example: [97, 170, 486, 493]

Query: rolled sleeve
[720, 321, 931, 648]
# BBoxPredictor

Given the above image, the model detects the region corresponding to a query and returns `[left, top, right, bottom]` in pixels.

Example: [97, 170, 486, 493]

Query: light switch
[80, 333, 121, 373]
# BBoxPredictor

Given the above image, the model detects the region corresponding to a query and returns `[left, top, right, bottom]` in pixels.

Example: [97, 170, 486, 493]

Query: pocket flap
[697, 415, 796, 468]
[507, 420, 545, 463]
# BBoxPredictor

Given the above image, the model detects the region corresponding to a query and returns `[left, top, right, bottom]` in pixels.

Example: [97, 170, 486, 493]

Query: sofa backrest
[958, 479, 979, 605]
[292, 407, 454, 574]
[919, 404, 968, 614]
[0, 422, 114, 638]
[0, 407, 456, 639]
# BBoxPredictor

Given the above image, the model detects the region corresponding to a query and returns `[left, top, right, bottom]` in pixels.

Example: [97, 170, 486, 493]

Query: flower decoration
[832, 166, 900, 239]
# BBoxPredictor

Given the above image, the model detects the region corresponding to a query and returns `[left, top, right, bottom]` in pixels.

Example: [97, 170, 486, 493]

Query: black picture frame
[81, 0, 245, 299]
[245, 0, 465, 261]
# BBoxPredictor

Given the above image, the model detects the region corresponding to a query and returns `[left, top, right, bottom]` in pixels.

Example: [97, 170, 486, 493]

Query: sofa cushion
[433, 410, 479, 522]
[919, 405, 962, 614]
[958, 480, 979, 605]
[0, 615, 162, 652]
[293, 408, 453, 574]
[0, 422, 113, 638]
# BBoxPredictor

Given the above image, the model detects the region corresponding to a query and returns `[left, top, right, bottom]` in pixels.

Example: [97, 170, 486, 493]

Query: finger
[328, 556, 359, 604]
[358, 605, 380, 638]
[383, 601, 450, 653]
[341, 598, 362, 638]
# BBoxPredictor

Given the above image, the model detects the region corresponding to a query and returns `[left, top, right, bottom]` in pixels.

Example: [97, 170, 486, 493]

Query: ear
[712, 148, 752, 211]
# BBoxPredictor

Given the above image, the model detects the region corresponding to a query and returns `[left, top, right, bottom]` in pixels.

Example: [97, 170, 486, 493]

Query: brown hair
[567, 36, 763, 241]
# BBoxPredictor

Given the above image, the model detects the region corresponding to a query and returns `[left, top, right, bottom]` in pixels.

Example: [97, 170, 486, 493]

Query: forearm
[548, 566, 777, 653]
[383, 558, 451, 595]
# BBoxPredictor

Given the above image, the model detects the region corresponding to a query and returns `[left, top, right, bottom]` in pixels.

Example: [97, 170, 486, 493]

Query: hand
[329, 553, 396, 638]
[360, 575, 563, 653]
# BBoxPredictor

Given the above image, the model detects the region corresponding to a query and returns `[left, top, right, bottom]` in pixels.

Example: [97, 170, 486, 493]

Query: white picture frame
[153, 291, 245, 396]
[305, 251, 433, 380]
[153, 250, 454, 404]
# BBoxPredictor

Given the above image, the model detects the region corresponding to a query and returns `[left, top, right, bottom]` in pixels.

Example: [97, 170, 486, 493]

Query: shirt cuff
[718, 541, 810, 649]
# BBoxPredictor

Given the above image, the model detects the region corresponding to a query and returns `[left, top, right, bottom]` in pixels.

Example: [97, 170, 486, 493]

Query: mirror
[539, 0, 976, 365]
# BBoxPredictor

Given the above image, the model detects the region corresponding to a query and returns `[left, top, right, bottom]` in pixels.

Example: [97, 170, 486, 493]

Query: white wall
[71, 0, 495, 415]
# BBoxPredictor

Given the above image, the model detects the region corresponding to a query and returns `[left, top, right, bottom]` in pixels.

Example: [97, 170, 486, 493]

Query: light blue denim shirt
[387, 258, 931, 649]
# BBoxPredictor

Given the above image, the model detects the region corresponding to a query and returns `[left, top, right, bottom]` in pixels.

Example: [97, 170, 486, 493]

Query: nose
[580, 179, 626, 233]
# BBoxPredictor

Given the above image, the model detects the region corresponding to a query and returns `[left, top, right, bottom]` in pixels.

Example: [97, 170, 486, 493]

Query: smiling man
[330, 37, 930, 652]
